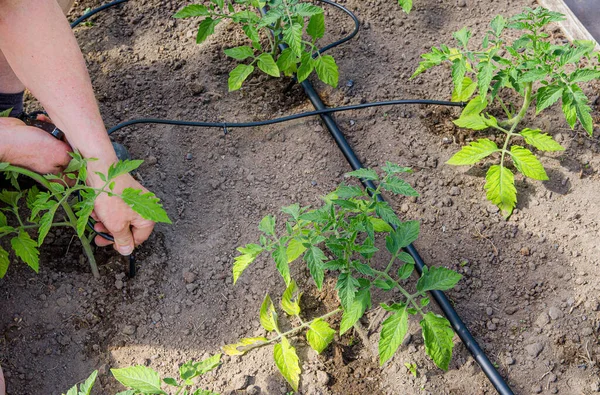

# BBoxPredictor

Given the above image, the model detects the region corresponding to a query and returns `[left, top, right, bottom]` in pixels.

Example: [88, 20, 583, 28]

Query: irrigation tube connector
[73, 0, 513, 393]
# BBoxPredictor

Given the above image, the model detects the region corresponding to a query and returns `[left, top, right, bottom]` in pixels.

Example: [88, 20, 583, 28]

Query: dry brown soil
[1, 0, 600, 394]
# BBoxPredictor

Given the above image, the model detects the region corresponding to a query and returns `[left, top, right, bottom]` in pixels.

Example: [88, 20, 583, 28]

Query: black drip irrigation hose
[72, 1, 514, 393]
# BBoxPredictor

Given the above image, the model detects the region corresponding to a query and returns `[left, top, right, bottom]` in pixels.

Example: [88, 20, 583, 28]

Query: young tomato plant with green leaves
[0, 152, 171, 279]
[412, 7, 599, 216]
[228, 164, 462, 391]
[174, 0, 339, 91]
[111, 354, 222, 395]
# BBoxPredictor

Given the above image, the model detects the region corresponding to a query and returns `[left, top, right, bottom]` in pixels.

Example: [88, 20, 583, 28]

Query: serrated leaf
[335, 185, 364, 199]
[180, 353, 221, 381]
[306, 319, 335, 354]
[393, 220, 420, 249]
[257, 53, 280, 77]
[381, 177, 419, 196]
[228, 64, 254, 91]
[283, 22, 303, 57]
[345, 168, 378, 181]
[273, 241, 291, 285]
[222, 337, 268, 356]
[398, 251, 415, 264]
[259, 215, 275, 235]
[453, 114, 490, 130]
[111, 366, 166, 394]
[304, 246, 326, 290]
[375, 202, 401, 227]
[416, 266, 463, 292]
[11, 230, 39, 272]
[447, 139, 499, 165]
[379, 304, 409, 365]
[382, 162, 412, 174]
[336, 272, 359, 309]
[260, 294, 278, 332]
[452, 76, 477, 102]
[0, 246, 9, 278]
[276, 48, 298, 75]
[0, 108, 12, 117]
[274, 337, 301, 391]
[286, 238, 307, 263]
[519, 68, 547, 83]
[510, 146, 548, 180]
[490, 15, 506, 36]
[484, 165, 517, 216]
[121, 188, 171, 223]
[397, 263, 414, 280]
[570, 69, 600, 83]
[307, 13, 325, 39]
[196, 17, 219, 43]
[420, 312, 455, 370]
[65, 385, 77, 395]
[369, 217, 393, 232]
[339, 288, 371, 334]
[293, 3, 323, 17]
[314, 55, 338, 88]
[78, 370, 98, 395]
[243, 25, 261, 50]
[281, 280, 301, 316]
[520, 129, 564, 152]
[224, 46, 254, 60]
[477, 61, 494, 99]
[233, 243, 263, 284]
[173, 4, 209, 18]
[38, 205, 58, 246]
[460, 96, 488, 117]
[453, 27, 471, 48]
[451, 58, 467, 97]
[536, 85, 563, 114]
[296, 52, 314, 83]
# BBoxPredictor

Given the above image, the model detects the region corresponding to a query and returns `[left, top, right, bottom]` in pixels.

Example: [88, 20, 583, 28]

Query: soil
[2, 0, 600, 394]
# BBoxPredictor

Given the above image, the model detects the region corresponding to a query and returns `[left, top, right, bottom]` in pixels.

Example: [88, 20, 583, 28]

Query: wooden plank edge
[537, 0, 600, 50]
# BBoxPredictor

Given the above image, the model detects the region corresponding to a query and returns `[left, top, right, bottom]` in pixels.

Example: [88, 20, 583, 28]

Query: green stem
[19, 222, 72, 230]
[5, 166, 99, 278]
[500, 82, 533, 169]
[372, 268, 425, 315]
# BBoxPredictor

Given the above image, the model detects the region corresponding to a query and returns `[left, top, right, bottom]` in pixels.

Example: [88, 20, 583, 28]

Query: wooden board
[537, 0, 600, 49]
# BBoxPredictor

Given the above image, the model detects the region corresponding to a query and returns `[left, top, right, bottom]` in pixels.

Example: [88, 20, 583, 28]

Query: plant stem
[5, 166, 99, 278]
[500, 82, 532, 169]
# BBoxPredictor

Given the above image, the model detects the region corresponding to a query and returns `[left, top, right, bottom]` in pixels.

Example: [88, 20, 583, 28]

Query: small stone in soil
[316, 370, 329, 386]
[525, 342, 544, 358]
[230, 374, 249, 390]
[122, 325, 136, 335]
[246, 385, 261, 395]
[115, 279, 124, 290]
[548, 306, 563, 320]
[186, 153, 193, 160]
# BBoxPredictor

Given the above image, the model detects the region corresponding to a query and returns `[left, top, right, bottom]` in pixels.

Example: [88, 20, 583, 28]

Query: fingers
[93, 222, 113, 247]
[109, 223, 135, 256]
[132, 220, 154, 246]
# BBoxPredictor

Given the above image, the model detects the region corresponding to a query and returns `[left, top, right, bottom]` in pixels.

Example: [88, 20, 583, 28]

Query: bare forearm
[0, 0, 116, 179]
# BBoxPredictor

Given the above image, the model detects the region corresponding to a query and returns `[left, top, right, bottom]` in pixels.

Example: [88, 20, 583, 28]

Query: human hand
[0, 116, 71, 174]
[89, 173, 156, 255]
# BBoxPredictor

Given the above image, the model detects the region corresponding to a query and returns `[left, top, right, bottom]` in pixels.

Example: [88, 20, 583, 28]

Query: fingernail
[118, 245, 134, 256]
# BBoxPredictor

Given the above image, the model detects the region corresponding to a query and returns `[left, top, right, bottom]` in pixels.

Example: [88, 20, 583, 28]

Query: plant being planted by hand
[111, 353, 222, 394]
[174, 0, 339, 91]
[412, 7, 599, 216]
[228, 164, 462, 391]
[0, 152, 171, 279]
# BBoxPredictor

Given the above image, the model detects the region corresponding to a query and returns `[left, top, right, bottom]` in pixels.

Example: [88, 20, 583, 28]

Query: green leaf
[420, 312, 455, 370]
[222, 337, 268, 356]
[397, 263, 414, 280]
[375, 202, 401, 227]
[484, 165, 517, 216]
[273, 241, 291, 286]
[260, 293, 278, 332]
[339, 288, 371, 334]
[398, 251, 415, 264]
[306, 319, 336, 354]
[233, 243, 263, 284]
[416, 266, 463, 292]
[281, 280, 301, 316]
[570, 69, 600, 83]
[336, 272, 359, 309]
[335, 185, 364, 199]
[173, 5, 209, 18]
[345, 168, 378, 181]
[477, 61, 494, 99]
[228, 64, 254, 91]
[369, 217, 392, 232]
[162, 378, 179, 387]
[283, 22, 303, 57]
[65, 385, 78, 395]
[447, 139, 499, 165]
[519, 68, 547, 83]
[453, 27, 471, 48]
[293, 3, 323, 17]
[121, 188, 171, 223]
[307, 13, 325, 39]
[381, 177, 418, 196]
[304, 246, 326, 290]
[490, 15, 506, 36]
[79, 370, 98, 395]
[296, 52, 314, 83]
[520, 129, 564, 152]
[0, 246, 9, 278]
[224, 46, 254, 60]
[38, 205, 58, 246]
[453, 114, 490, 130]
[257, 53, 280, 77]
[286, 238, 306, 263]
[180, 354, 222, 381]
[379, 304, 409, 365]
[461, 97, 487, 116]
[314, 55, 339, 88]
[75, 197, 95, 238]
[451, 58, 467, 96]
[398, 0, 413, 13]
[392, 220, 420, 249]
[276, 48, 298, 75]
[536, 85, 563, 114]
[243, 25, 261, 50]
[111, 365, 166, 394]
[273, 337, 301, 391]
[510, 146, 548, 180]
[11, 230, 39, 273]
[452, 77, 477, 102]
[382, 162, 412, 174]
[259, 215, 276, 235]
[0, 108, 12, 117]
[196, 17, 219, 43]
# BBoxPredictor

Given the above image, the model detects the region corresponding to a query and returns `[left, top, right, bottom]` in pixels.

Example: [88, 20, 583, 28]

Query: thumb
[112, 225, 135, 256]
